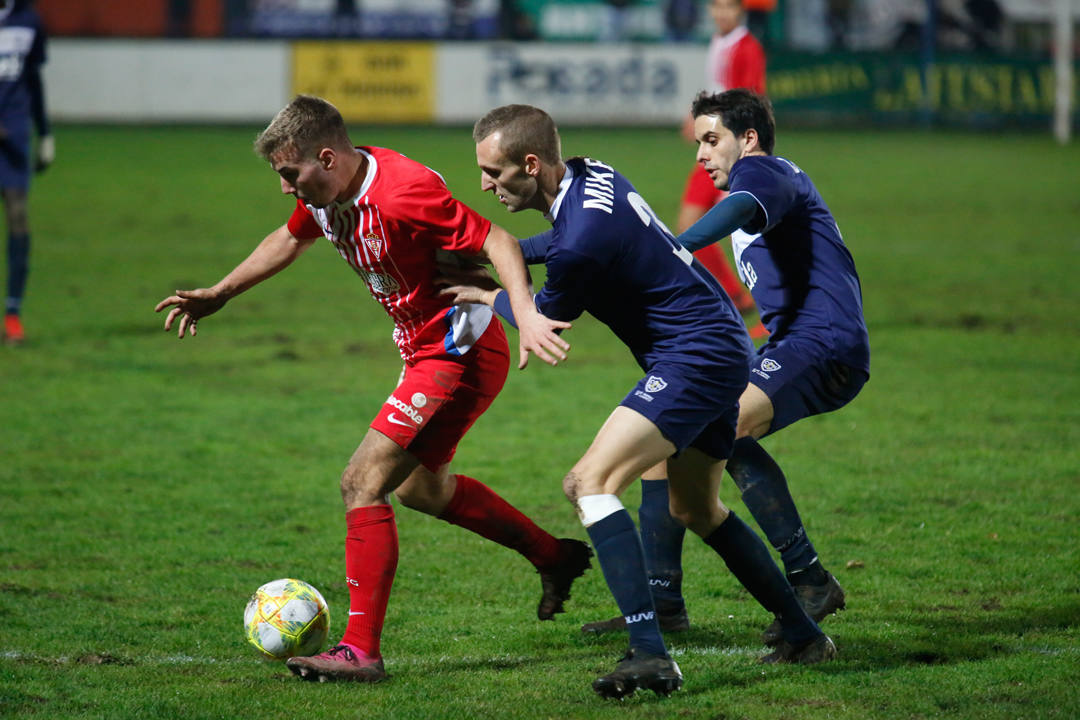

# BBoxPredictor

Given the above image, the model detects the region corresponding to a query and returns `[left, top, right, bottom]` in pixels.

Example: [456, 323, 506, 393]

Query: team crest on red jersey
[363, 233, 384, 258]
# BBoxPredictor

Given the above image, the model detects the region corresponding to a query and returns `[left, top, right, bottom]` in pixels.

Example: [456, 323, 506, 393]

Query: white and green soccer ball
[243, 578, 330, 660]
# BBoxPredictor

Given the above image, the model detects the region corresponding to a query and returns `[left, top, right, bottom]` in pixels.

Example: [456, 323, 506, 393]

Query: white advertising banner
[436, 43, 707, 125]
[47, 40, 290, 122]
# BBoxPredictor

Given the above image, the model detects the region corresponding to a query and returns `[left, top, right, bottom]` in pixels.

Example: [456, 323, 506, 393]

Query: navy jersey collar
[545, 163, 575, 223]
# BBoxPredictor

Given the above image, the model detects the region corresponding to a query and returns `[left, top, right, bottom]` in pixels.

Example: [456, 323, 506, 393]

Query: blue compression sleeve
[492, 289, 518, 329]
[518, 230, 553, 265]
[677, 192, 759, 253]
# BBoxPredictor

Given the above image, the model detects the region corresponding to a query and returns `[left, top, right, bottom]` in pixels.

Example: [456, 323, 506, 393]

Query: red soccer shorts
[369, 320, 510, 471]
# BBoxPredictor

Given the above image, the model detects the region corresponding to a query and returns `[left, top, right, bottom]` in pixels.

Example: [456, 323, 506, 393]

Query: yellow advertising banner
[292, 42, 435, 123]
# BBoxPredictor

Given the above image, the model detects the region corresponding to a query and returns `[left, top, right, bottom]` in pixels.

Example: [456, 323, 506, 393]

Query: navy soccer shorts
[749, 335, 868, 436]
[619, 361, 747, 461]
[0, 117, 31, 190]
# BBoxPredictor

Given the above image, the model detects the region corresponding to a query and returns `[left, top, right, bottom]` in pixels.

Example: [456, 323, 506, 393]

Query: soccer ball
[243, 578, 330, 660]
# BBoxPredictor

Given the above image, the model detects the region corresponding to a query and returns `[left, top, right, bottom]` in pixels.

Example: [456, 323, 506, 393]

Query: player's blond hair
[472, 105, 562, 165]
[254, 95, 352, 161]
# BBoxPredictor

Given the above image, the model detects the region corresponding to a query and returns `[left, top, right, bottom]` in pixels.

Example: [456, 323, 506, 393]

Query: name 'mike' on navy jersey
[728, 155, 870, 374]
[537, 157, 752, 374]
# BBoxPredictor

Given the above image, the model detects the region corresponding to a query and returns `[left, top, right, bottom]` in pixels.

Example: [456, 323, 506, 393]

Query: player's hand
[436, 261, 502, 306]
[35, 135, 54, 173]
[154, 288, 228, 338]
[515, 307, 571, 369]
[437, 282, 499, 306]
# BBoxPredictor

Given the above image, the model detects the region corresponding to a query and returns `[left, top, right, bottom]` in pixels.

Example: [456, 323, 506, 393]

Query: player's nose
[280, 176, 295, 195]
[480, 174, 494, 192]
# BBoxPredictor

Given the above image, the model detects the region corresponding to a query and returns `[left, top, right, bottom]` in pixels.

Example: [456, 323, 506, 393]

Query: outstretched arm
[154, 224, 316, 338]
[482, 224, 571, 368]
[677, 191, 759, 253]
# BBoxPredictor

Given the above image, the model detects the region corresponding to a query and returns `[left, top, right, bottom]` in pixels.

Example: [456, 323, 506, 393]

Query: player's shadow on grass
[898, 597, 1079, 664]
[800, 596, 1077, 674]
[631, 595, 1080, 696]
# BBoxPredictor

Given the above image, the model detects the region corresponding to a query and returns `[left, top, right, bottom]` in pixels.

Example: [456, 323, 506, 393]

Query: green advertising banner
[768, 52, 1079, 128]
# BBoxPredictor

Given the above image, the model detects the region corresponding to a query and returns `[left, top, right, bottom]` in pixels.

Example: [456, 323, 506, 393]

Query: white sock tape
[576, 493, 624, 527]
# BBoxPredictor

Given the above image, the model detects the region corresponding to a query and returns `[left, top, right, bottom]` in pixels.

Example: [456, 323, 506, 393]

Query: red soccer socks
[438, 474, 562, 569]
[339, 504, 398, 658]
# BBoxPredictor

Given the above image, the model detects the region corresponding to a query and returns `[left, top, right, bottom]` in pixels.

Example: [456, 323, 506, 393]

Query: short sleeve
[728, 158, 797, 235]
[286, 200, 323, 240]
[396, 170, 492, 254]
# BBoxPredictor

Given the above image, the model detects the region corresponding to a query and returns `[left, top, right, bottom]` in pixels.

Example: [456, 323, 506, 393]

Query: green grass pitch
[1, 123, 1078, 719]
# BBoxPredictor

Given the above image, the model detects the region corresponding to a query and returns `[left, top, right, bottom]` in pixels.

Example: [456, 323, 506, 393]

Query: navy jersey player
[585, 88, 869, 647]
[445, 104, 836, 700]
[0, 0, 52, 345]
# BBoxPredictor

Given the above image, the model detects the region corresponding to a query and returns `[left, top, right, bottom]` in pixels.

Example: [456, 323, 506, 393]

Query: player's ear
[742, 128, 760, 155]
[523, 153, 542, 177]
[318, 147, 335, 170]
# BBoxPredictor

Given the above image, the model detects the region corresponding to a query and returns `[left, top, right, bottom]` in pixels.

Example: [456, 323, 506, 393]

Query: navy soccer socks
[726, 436, 819, 577]
[637, 479, 687, 614]
[704, 511, 820, 646]
[6, 232, 29, 315]
[586, 509, 668, 657]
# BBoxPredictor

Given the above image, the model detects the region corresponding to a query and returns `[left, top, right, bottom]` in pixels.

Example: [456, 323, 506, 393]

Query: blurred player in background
[742, 0, 777, 46]
[155, 95, 591, 683]
[444, 104, 836, 699]
[586, 88, 868, 647]
[0, 0, 53, 346]
[678, 0, 766, 337]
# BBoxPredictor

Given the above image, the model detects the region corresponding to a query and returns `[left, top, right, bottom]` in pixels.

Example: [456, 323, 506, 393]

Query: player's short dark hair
[690, 89, 776, 155]
[472, 105, 562, 165]
[254, 95, 353, 161]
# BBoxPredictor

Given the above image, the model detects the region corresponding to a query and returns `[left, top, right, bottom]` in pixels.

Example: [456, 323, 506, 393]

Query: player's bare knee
[667, 495, 699, 529]
[672, 498, 729, 537]
[392, 484, 423, 510]
[734, 411, 768, 440]
[666, 502, 692, 529]
[392, 489, 436, 514]
[562, 470, 581, 505]
[392, 473, 446, 515]
[734, 419, 753, 440]
[339, 461, 388, 506]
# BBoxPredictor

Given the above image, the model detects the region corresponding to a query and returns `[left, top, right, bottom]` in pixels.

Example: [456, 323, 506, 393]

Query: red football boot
[286, 643, 387, 683]
[4, 314, 24, 345]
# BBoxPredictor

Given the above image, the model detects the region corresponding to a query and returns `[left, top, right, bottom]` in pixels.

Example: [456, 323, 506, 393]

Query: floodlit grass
[1, 124, 1078, 719]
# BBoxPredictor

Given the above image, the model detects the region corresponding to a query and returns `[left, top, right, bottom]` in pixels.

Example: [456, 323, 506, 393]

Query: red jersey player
[155, 95, 591, 683]
[678, 0, 766, 337]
